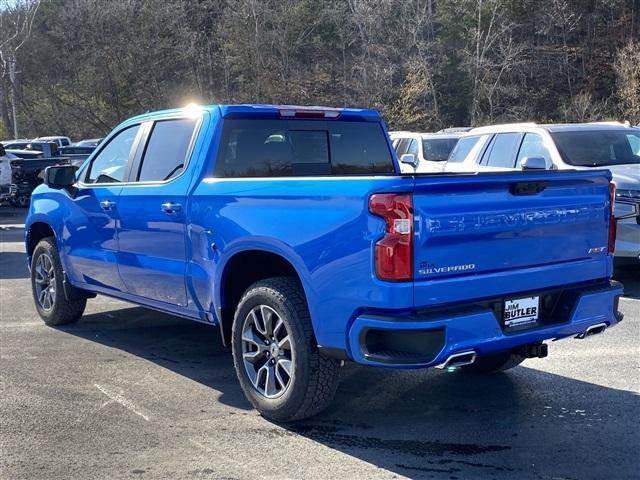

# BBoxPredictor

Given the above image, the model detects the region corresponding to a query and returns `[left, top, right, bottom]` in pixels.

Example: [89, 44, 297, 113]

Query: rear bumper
[346, 280, 624, 368]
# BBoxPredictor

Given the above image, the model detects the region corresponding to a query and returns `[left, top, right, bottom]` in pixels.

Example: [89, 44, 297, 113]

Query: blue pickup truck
[26, 104, 623, 421]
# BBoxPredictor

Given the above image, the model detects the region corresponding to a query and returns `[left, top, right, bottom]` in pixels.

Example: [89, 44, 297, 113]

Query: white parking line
[94, 383, 150, 422]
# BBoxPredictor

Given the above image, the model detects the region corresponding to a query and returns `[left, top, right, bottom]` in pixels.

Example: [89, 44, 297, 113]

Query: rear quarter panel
[189, 175, 415, 352]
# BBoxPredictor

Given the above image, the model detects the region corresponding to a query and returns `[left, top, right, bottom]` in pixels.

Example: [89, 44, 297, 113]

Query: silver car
[445, 122, 640, 263]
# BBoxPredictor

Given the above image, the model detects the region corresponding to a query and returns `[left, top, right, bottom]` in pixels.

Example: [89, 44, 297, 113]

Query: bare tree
[614, 41, 640, 124]
[560, 92, 610, 122]
[0, 0, 40, 138]
[2, 0, 636, 137]
[464, 0, 525, 124]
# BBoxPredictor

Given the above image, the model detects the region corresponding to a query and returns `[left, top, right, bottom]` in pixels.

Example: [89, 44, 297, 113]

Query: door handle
[100, 200, 116, 211]
[161, 201, 182, 214]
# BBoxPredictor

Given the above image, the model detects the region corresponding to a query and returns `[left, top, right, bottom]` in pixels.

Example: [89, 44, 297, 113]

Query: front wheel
[231, 277, 340, 422]
[31, 237, 86, 326]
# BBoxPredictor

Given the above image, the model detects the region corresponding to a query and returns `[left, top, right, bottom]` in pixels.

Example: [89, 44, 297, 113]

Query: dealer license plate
[504, 296, 539, 328]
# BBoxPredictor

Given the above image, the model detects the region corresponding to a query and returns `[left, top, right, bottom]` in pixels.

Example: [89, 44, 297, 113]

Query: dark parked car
[6, 142, 82, 207]
[59, 145, 96, 157]
[59, 145, 95, 153]
[6, 142, 60, 159]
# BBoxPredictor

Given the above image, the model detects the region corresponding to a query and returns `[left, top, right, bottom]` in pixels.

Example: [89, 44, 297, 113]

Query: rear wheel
[31, 237, 86, 326]
[461, 351, 524, 373]
[231, 277, 340, 422]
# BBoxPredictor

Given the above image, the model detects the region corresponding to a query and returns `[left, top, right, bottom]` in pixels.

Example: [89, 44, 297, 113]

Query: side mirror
[400, 153, 419, 168]
[0, 144, 5, 156]
[521, 156, 548, 170]
[44, 165, 76, 189]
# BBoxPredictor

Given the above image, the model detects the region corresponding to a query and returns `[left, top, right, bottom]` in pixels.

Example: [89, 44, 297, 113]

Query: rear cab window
[215, 119, 395, 177]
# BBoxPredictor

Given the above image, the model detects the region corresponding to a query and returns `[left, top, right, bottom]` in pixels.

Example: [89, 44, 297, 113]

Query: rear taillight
[369, 193, 413, 281]
[608, 182, 616, 254]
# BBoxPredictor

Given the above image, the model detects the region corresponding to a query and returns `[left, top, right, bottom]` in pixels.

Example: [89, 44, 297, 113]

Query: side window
[483, 133, 522, 168]
[394, 138, 409, 156]
[86, 125, 140, 184]
[516, 133, 551, 168]
[626, 133, 640, 155]
[448, 135, 489, 163]
[137, 118, 197, 182]
[406, 139, 419, 156]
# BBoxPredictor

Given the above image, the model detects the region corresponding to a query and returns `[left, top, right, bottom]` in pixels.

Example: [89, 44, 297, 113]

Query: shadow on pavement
[0, 207, 26, 225]
[59, 307, 640, 480]
[62, 308, 253, 412]
[613, 266, 639, 299]
[0, 251, 28, 279]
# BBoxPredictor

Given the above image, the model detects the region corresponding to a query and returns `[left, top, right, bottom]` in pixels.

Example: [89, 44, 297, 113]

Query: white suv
[445, 122, 640, 262]
[390, 131, 461, 173]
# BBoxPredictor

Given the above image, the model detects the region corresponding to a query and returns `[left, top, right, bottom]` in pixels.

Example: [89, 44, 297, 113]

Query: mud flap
[63, 274, 96, 301]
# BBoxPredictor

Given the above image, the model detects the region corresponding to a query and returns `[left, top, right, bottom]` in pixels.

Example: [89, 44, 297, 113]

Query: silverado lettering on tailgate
[424, 205, 599, 235]
[419, 262, 476, 276]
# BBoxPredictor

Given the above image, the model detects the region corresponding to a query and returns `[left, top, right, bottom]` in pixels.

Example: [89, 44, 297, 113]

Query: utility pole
[8, 57, 18, 139]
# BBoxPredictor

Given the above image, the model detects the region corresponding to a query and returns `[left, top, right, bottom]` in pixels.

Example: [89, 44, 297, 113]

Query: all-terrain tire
[231, 277, 340, 422]
[31, 237, 86, 326]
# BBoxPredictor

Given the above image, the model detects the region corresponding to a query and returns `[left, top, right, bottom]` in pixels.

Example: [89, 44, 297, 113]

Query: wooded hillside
[1, 0, 638, 140]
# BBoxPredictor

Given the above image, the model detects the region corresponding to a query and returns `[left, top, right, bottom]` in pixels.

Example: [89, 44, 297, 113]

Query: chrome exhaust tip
[436, 350, 477, 369]
[575, 322, 608, 339]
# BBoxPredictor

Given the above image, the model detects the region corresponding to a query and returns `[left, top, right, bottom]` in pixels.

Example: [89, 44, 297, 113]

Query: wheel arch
[216, 246, 314, 347]
[26, 219, 58, 262]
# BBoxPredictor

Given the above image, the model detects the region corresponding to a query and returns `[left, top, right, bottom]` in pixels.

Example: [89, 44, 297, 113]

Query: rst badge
[504, 296, 539, 328]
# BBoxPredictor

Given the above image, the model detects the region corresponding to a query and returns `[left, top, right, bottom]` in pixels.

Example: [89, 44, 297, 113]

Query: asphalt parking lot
[1, 207, 639, 480]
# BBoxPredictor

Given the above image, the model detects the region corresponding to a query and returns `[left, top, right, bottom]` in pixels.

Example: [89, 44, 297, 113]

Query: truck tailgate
[412, 170, 613, 307]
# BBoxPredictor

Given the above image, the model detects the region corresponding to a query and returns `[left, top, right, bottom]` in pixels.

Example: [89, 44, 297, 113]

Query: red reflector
[369, 193, 413, 281]
[608, 182, 616, 254]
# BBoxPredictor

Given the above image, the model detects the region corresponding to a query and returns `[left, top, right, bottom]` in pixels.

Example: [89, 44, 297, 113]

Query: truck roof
[389, 131, 462, 139]
[125, 104, 382, 124]
[469, 122, 633, 134]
